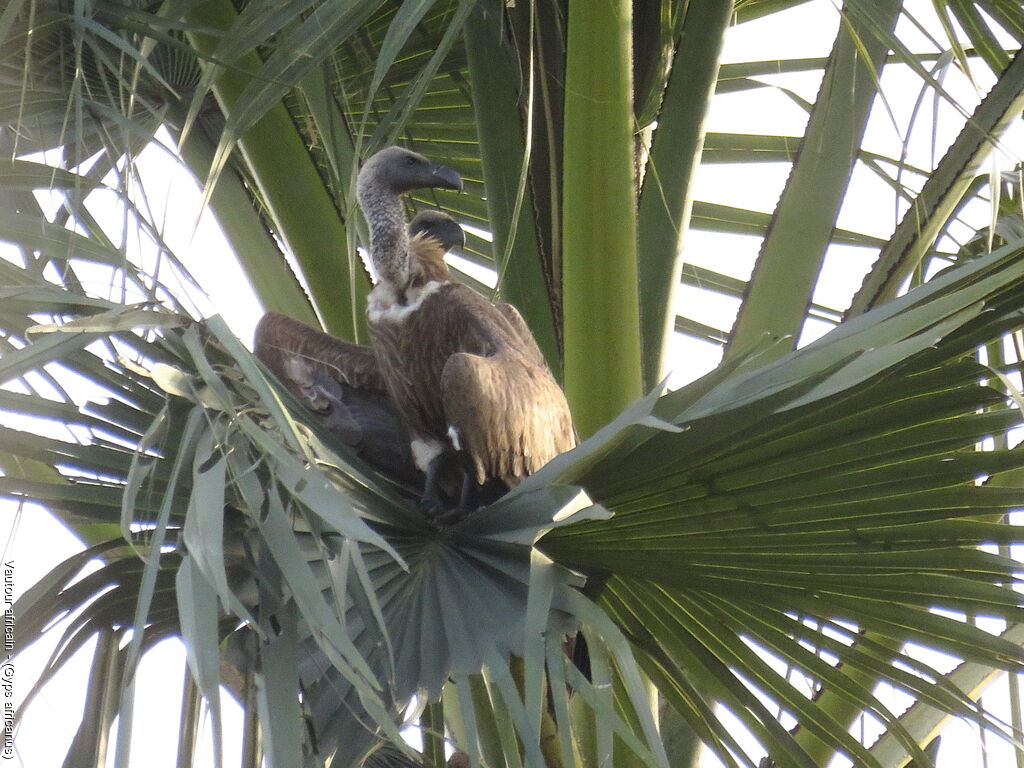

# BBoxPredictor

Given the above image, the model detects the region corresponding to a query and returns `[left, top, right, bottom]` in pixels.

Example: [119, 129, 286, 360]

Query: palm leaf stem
[636, 0, 733, 389]
[463, 0, 560, 373]
[561, 0, 642, 437]
[848, 46, 1024, 316]
[725, 0, 902, 365]
[867, 623, 1024, 766]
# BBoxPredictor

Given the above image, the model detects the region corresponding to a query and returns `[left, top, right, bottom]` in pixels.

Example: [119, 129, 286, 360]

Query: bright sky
[3, 0, 1024, 766]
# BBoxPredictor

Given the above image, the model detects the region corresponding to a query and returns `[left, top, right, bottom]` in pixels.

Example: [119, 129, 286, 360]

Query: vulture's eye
[405, 156, 417, 166]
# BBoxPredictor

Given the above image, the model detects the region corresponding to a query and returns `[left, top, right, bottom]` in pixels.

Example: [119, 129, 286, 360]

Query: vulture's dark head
[409, 210, 466, 253]
[357, 146, 463, 197]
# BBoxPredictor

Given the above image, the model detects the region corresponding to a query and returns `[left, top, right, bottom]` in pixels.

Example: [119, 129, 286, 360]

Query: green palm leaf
[4, 1, 1024, 767]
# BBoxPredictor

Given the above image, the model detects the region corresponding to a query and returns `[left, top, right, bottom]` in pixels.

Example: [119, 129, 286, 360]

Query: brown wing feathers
[257, 145, 576, 513]
[251, 210, 468, 488]
[442, 349, 575, 486]
[369, 270, 576, 490]
[253, 312, 421, 486]
[437, 287, 575, 486]
[254, 312, 384, 397]
[356, 147, 575, 497]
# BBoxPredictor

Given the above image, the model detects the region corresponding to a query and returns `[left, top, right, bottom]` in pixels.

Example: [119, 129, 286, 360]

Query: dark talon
[418, 452, 449, 512]
[417, 450, 480, 527]
[417, 488, 451, 530]
[430, 504, 473, 527]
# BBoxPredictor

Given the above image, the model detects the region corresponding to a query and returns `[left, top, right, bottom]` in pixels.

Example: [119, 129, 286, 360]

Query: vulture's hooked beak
[431, 163, 463, 192]
[451, 224, 466, 249]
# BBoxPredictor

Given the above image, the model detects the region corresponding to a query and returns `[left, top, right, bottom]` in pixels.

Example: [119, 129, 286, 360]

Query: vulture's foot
[417, 481, 449, 528]
[417, 453, 479, 527]
[417, 494, 474, 529]
[418, 452, 457, 527]
[418, 489, 477, 527]
[426, 503, 474, 528]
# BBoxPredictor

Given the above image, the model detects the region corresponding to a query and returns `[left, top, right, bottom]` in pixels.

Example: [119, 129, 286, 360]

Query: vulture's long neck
[358, 183, 408, 288]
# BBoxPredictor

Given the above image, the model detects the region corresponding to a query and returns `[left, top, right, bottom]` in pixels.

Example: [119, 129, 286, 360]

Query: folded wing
[254, 313, 419, 486]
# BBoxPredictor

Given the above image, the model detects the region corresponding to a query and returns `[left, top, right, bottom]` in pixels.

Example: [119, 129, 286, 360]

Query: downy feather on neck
[358, 182, 409, 289]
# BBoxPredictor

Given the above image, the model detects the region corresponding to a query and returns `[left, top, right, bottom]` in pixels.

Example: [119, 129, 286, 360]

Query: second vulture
[356, 146, 576, 518]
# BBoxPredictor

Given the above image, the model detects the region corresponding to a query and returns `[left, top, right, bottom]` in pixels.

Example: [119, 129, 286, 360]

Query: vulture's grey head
[357, 146, 463, 198]
[409, 210, 465, 253]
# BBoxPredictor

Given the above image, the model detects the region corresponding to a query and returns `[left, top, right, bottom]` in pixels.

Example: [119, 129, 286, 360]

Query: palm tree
[3, 1, 1024, 766]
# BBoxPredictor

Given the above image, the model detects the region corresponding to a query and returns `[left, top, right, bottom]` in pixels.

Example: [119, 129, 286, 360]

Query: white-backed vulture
[356, 146, 576, 518]
[253, 211, 468, 489]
